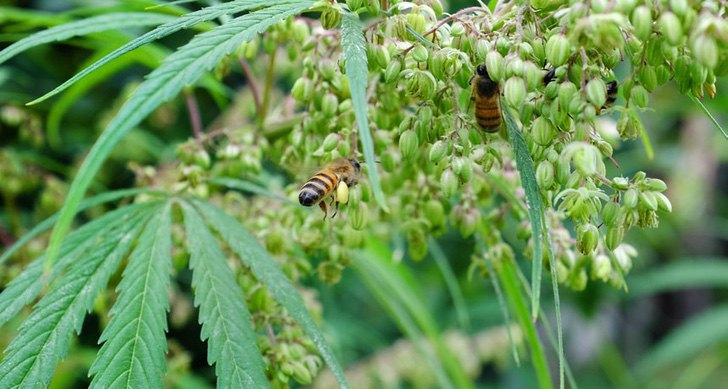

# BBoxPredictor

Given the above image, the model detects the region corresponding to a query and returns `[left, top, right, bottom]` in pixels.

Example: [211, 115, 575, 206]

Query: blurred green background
[2, 0, 728, 388]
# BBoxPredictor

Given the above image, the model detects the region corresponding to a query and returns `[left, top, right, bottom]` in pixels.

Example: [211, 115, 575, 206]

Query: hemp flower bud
[692, 34, 718, 69]
[532, 117, 555, 146]
[321, 7, 341, 30]
[292, 77, 313, 102]
[631, 6, 652, 41]
[669, 0, 688, 17]
[399, 129, 419, 160]
[654, 192, 673, 212]
[452, 156, 473, 183]
[630, 84, 649, 108]
[450, 22, 466, 37]
[429, 140, 448, 164]
[407, 12, 427, 36]
[592, 254, 613, 281]
[440, 169, 458, 197]
[536, 160, 555, 189]
[546, 34, 571, 67]
[384, 60, 402, 84]
[291, 19, 310, 43]
[638, 66, 657, 91]
[350, 203, 368, 230]
[623, 188, 639, 208]
[605, 225, 624, 250]
[504, 77, 526, 107]
[485, 51, 505, 81]
[639, 191, 658, 211]
[321, 93, 338, 118]
[424, 199, 446, 228]
[586, 78, 607, 108]
[658, 12, 682, 46]
[322, 132, 339, 152]
[602, 201, 620, 226]
[412, 45, 429, 62]
[576, 223, 599, 255]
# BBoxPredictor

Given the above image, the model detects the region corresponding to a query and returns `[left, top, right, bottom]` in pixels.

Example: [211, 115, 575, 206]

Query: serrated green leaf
[341, 12, 388, 214]
[28, 0, 306, 105]
[0, 187, 165, 265]
[503, 102, 543, 318]
[636, 304, 728, 376]
[0, 12, 175, 66]
[191, 199, 350, 389]
[43, 0, 314, 269]
[0, 201, 159, 328]
[179, 201, 267, 388]
[89, 204, 173, 388]
[210, 177, 296, 205]
[0, 206, 154, 387]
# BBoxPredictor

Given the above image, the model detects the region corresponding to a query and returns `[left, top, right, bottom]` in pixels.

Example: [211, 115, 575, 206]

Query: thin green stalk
[259, 48, 278, 126]
[497, 256, 552, 389]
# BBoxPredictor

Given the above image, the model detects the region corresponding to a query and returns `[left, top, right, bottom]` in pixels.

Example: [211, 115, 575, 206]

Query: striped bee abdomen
[298, 171, 338, 207]
[474, 97, 501, 131]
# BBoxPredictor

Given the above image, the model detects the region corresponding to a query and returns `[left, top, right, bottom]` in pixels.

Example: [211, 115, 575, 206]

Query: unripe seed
[424, 199, 446, 227]
[606, 225, 625, 250]
[639, 191, 658, 211]
[602, 201, 620, 226]
[654, 192, 673, 212]
[321, 7, 341, 30]
[536, 160, 555, 189]
[577, 223, 599, 255]
[504, 77, 526, 107]
[411, 45, 429, 62]
[429, 140, 448, 164]
[440, 169, 458, 197]
[623, 188, 639, 208]
[322, 133, 339, 152]
[546, 34, 571, 67]
[451, 22, 466, 37]
[669, 0, 688, 17]
[485, 51, 505, 81]
[532, 117, 555, 146]
[292, 78, 313, 102]
[692, 35, 719, 69]
[638, 66, 657, 92]
[384, 60, 402, 84]
[658, 12, 682, 46]
[586, 78, 607, 108]
[321, 93, 338, 118]
[350, 203, 368, 230]
[630, 85, 649, 108]
[399, 129, 419, 160]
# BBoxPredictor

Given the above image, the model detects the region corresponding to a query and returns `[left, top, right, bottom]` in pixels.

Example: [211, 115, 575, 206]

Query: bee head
[606, 80, 618, 94]
[476, 64, 488, 77]
[349, 159, 361, 172]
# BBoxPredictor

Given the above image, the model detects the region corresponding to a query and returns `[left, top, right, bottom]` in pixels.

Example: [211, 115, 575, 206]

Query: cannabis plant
[0, 0, 726, 387]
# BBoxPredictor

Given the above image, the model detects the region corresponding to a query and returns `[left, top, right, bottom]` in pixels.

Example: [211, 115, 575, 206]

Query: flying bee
[471, 64, 502, 133]
[298, 158, 361, 220]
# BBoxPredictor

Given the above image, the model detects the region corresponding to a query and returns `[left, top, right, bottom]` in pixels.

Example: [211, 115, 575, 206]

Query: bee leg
[329, 197, 338, 219]
[319, 201, 328, 220]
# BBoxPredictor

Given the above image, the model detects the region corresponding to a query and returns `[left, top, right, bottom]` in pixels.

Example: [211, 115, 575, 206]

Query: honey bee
[471, 64, 502, 132]
[543, 68, 619, 112]
[298, 158, 361, 220]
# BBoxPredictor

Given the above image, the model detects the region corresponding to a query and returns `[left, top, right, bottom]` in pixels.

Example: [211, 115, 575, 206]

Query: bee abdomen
[475, 100, 501, 131]
[298, 172, 337, 207]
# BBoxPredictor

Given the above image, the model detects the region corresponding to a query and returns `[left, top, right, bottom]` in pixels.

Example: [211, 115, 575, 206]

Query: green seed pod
[424, 199, 446, 228]
[321, 7, 341, 30]
[630, 84, 649, 108]
[459, 208, 481, 238]
[192, 150, 211, 169]
[612, 176, 629, 190]
[616, 0, 637, 13]
[322, 133, 339, 152]
[692, 34, 719, 69]
[523, 61, 541, 91]
[639, 191, 658, 211]
[241, 39, 259, 59]
[440, 169, 458, 197]
[374, 45, 390, 69]
[366, 0, 380, 15]
[346, 0, 364, 11]
[669, 0, 688, 17]
[531, 39, 546, 65]
[658, 12, 682, 46]
[558, 81, 578, 111]
[485, 50, 505, 81]
[592, 254, 613, 281]
[384, 60, 401, 85]
[429, 140, 448, 164]
[291, 19, 310, 43]
[407, 12, 427, 36]
[577, 223, 599, 255]
[536, 160, 555, 189]
[596, 140, 613, 158]
[532, 117, 555, 146]
[623, 188, 639, 208]
[654, 192, 673, 212]
[605, 225, 624, 250]
[321, 93, 339, 118]
[546, 34, 571, 67]
[451, 22, 466, 37]
[411, 45, 429, 63]
[586, 78, 607, 108]
[602, 201, 620, 226]
[506, 55, 524, 78]
[406, 223, 428, 261]
[291, 77, 313, 102]
[453, 156, 473, 182]
[638, 66, 658, 92]
[350, 203, 368, 230]
[544, 81, 559, 100]
[399, 130, 419, 160]
[642, 178, 667, 192]
[318, 59, 336, 82]
[504, 77, 526, 107]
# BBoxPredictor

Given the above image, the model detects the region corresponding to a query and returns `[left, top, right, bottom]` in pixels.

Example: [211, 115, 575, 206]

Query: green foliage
[2, 0, 728, 387]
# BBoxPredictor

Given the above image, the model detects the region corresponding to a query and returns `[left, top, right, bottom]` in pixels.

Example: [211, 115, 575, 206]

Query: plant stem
[238, 57, 262, 114]
[184, 89, 203, 143]
[259, 49, 278, 127]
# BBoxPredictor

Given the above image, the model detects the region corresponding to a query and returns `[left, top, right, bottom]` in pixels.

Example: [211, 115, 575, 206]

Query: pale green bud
[546, 34, 571, 67]
[558, 81, 578, 111]
[577, 223, 599, 255]
[346, 0, 364, 11]
[384, 61, 402, 84]
[669, 0, 688, 17]
[504, 77, 526, 107]
[485, 51, 505, 81]
[440, 169, 458, 197]
[322, 133, 339, 152]
[658, 12, 682, 46]
[291, 19, 310, 43]
[654, 192, 672, 212]
[623, 188, 639, 208]
[350, 203, 368, 230]
[399, 129, 419, 160]
[407, 13, 427, 36]
[450, 22, 466, 37]
[605, 225, 624, 250]
[452, 156, 473, 183]
[536, 160, 555, 189]
[424, 199, 446, 227]
[592, 254, 612, 281]
[612, 176, 629, 190]
[321, 93, 338, 118]
[692, 34, 719, 69]
[429, 140, 448, 164]
[602, 201, 620, 226]
[630, 84, 649, 108]
[411, 45, 429, 62]
[292, 77, 313, 102]
[638, 66, 657, 91]
[639, 191, 658, 211]
[532, 117, 555, 146]
[586, 78, 607, 108]
[321, 7, 341, 30]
